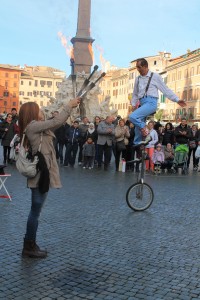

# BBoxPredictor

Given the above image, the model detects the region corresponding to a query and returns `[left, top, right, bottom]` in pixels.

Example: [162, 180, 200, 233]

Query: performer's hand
[177, 100, 186, 107]
[69, 97, 81, 108]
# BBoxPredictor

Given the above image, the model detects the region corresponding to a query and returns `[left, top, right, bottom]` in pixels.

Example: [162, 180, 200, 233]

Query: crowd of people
[0, 108, 200, 175]
[51, 113, 200, 174]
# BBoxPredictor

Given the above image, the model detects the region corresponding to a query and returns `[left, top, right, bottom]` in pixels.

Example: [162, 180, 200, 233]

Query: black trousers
[97, 143, 112, 168]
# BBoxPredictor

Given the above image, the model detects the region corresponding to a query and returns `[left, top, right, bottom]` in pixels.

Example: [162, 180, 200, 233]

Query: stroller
[172, 144, 189, 175]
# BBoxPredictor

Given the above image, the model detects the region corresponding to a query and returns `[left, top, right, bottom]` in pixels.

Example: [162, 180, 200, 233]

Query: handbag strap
[22, 128, 43, 152]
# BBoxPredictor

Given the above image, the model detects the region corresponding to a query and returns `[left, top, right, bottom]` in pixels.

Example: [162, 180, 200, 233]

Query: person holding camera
[18, 98, 80, 259]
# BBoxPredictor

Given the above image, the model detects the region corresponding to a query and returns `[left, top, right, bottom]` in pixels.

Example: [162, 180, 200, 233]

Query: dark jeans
[3, 146, 11, 162]
[58, 142, 67, 162]
[64, 143, 78, 166]
[25, 188, 48, 241]
[187, 147, 199, 167]
[97, 143, 112, 168]
[78, 141, 85, 163]
[83, 156, 94, 168]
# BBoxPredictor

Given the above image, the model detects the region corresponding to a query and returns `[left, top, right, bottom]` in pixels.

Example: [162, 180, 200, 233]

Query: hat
[156, 143, 162, 148]
[0, 165, 6, 175]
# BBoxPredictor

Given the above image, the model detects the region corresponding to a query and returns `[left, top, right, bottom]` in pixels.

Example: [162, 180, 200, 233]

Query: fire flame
[95, 44, 110, 72]
[88, 43, 94, 65]
[57, 31, 74, 59]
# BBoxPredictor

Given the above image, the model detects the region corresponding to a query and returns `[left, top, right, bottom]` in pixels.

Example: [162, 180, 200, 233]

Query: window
[197, 65, 200, 74]
[35, 80, 38, 87]
[14, 74, 17, 79]
[184, 69, 188, 78]
[182, 90, 187, 101]
[3, 91, 9, 97]
[21, 81, 24, 85]
[40, 101, 43, 107]
[154, 60, 157, 65]
[4, 101, 7, 106]
[178, 71, 182, 80]
[5, 81, 8, 88]
[12, 102, 16, 106]
[172, 73, 176, 81]
[56, 82, 61, 88]
[13, 93, 16, 98]
[190, 67, 194, 77]
[13, 82, 17, 88]
[188, 89, 192, 100]
[40, 80, 46, 87]
[5, 73, 8, 78]
[29, 81, 32, 86]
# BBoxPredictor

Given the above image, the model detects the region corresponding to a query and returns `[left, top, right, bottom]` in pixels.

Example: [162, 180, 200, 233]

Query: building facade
[99, 67, 129, 118]
[163, 49, 200, 123]
[19, 66, 66, 108]
[0, 64, 22, 114]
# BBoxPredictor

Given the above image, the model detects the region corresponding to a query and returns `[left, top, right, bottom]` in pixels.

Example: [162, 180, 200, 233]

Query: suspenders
[138, 72, 154, 99]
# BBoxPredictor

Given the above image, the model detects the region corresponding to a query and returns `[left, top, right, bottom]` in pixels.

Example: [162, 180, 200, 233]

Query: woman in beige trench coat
[18, 98, 80, 258]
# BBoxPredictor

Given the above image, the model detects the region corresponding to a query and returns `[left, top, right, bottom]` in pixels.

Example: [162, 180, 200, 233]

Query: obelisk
[71, 0, 94, 74]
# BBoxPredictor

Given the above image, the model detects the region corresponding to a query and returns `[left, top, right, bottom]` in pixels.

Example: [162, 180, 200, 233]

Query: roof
[0, 64, 22, 71]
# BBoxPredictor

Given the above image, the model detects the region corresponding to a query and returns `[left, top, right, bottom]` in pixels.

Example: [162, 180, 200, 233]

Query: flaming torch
[77, 65, 98, 97]
[77, 71, 106, 98]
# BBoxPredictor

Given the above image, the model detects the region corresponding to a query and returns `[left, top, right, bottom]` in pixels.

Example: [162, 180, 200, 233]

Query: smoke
[57, 31, 73, 58]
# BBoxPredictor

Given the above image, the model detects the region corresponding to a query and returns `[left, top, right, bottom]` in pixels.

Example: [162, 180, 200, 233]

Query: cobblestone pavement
[1, 160, 200, 300]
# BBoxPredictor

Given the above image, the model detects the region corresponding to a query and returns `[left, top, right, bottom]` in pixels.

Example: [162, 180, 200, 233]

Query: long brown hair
[18, 102, 39, 142]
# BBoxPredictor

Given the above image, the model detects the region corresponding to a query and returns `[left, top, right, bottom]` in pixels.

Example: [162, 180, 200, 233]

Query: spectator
[18, 98, 80, 258]
[114, 119, 130, 171]
[64, 121, 80, 167]
[162, 122, 174, 146]
[145, 121, 158, 172]
[174, 117, 192, 145]
[78, 117, 89, 165]
[84, 122, 98, 144]
[97, 116, 115, 171]
[54, 122, 70, 164]
[0, 113, 16, 163]
[163, 143, 175, 171]
[82, 137, 95, 169]
[94, 116, 101, 130]
[152, 143, 165, 167]
[11, 107, 18, 124]
[187, 124, 199, 170]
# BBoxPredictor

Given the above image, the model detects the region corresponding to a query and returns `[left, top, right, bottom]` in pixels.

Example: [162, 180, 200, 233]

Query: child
[163, 143, 174, 171]
[82, 137, 95, 169]
[152, 143, 165, 174]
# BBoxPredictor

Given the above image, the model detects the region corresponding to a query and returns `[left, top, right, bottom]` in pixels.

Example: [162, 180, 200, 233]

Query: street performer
[129, 58, 186, 145]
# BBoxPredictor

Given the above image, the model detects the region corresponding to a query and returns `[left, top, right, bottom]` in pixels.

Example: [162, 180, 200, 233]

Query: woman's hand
[68, 97, 81, 108]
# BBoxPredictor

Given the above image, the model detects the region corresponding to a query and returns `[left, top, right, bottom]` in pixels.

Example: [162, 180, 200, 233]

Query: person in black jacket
[0, 113, 16, 163]
[54, 122, 70, 164]
[64, 121, 80, 167]
[162, 122, 174, 146]
[187, 124, 199, 170]
[174, 118, 192, 145]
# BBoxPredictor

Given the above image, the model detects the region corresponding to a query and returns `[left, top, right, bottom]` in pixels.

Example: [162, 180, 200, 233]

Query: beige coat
[115, 125, 130, 142]
[26, 105, 72, 189]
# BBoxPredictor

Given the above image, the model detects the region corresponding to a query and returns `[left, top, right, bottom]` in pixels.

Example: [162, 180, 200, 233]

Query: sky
[1, 0, 199, 76]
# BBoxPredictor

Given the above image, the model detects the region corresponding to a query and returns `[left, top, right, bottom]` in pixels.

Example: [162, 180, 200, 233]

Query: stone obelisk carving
[71, 0, 94, 74]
